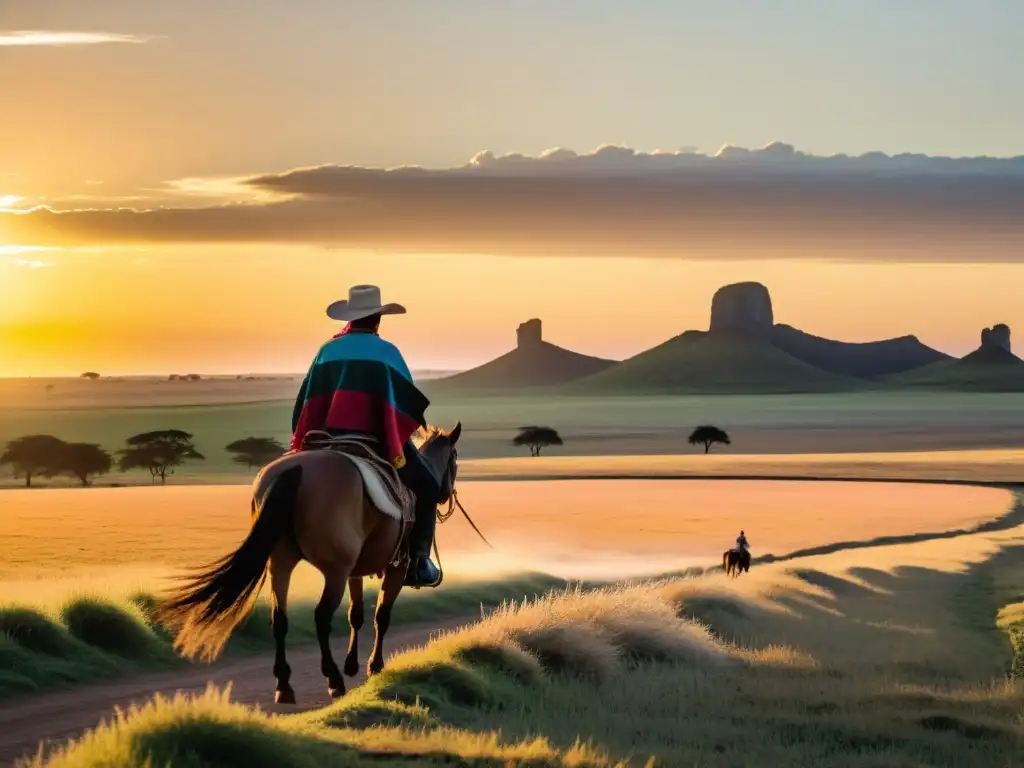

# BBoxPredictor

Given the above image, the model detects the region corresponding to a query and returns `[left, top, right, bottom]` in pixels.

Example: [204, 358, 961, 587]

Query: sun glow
[0, 245, 55, 257]
[0, 31, 152, 47]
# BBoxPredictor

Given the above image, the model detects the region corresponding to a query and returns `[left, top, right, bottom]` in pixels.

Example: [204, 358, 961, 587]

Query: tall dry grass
[19, 493, 1024, 767]
[0, 573, 568, 698]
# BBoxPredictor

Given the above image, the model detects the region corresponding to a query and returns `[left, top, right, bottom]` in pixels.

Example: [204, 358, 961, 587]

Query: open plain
[2, 378, 1024, 486]
[2, 381, 1023, 765]
[1, 469, 1022, 766]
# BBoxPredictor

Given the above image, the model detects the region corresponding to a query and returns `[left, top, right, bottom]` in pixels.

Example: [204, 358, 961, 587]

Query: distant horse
[723, 547, 751, 578]
[156, 423, 462, 704]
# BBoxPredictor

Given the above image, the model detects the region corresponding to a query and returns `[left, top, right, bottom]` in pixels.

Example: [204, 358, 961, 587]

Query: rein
[430, 447, 493, 577]
[438, 487, 493, 549]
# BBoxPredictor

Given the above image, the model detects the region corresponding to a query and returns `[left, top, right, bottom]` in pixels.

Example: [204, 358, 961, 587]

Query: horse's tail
[156, 466, 303, 661]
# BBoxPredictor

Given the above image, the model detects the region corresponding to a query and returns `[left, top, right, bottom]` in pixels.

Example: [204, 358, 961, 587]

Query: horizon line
[0, 367, 466, 381]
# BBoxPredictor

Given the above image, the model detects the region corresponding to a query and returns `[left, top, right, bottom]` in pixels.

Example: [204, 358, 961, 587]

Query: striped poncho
[290, 330, 429, 468]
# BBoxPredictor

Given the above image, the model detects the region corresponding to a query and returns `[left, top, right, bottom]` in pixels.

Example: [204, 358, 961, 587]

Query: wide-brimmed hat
[326, 285, 406, 322]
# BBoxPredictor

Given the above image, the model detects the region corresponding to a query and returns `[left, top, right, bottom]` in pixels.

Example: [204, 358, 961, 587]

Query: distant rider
[735, 530, 750, 555]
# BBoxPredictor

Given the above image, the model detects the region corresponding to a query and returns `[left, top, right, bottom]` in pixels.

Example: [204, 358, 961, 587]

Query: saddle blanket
[299, 431, 415, 522]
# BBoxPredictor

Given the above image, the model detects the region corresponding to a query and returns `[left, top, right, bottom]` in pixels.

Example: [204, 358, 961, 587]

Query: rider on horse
[735, 530, 750, 556]
[290, 285, 443, 589]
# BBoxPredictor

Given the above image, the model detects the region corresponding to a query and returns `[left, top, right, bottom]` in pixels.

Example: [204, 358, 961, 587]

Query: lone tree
[226, 437, 286, 469]
[57, 443, 113, 487]
[118, 430, 205, 485]
[80, 372, 101, 380]
[513, 426, 563, 457]
[0, 435, 66, 487]
[688, 425, 731, 454]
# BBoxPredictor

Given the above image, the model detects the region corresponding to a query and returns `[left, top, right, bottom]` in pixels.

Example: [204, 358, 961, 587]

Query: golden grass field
[0, 479, 1012, 597]
[31, 490, 1024, 767]
[2, 446, 1022, 765]
[464, 448, 1024, 483]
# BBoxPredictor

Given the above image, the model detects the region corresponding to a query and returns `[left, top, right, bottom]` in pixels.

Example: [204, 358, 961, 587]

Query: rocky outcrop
[981, 324, 1011, 353]
[705, 281, 946, 378]
[429, 319, 617, 392]
[709, 282, 774, 339]
[517, 319, 543, 349]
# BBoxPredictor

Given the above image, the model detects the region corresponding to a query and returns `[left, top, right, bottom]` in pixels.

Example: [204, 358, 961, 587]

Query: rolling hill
[562, 331, 863, 395]
[427, 285, 1010, 398]
[427, 339, 616, 394]
[886, 344, 1024, 391]
[771, 324, 949, 378]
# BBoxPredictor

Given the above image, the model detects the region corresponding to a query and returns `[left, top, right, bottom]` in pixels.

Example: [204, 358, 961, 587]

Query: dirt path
[0, 618, 468, 767]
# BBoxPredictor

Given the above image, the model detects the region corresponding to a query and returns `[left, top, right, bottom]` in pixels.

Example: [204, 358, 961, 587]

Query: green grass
[4, 391, 1024, 483]
[0, 400, 293, 481]
[886, 348, 1024, 392]
[0, 573, 568, 698]
[560, 332, 863, 395]
[0, 597, 171, 695]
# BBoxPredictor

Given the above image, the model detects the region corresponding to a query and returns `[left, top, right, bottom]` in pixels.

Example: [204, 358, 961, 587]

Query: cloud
[3, 142, 1024, 262]
[0, 31, 155, 47]
[12, 259, 52, 269]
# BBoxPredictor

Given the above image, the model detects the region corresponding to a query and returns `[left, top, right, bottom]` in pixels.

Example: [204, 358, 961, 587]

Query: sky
[1, 0, 1023, 376]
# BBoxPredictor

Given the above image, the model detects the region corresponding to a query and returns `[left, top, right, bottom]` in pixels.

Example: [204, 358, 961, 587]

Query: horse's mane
[411, 424, 449, 451]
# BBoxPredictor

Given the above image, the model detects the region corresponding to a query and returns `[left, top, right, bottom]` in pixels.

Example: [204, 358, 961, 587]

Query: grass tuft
[516, 623, 620, 681]
[60, 597, 169, 661]
[1009, 627, 1024, 678]
[376, 660, 494, 709]
[0, 606, 82, 657]
[451, 641, 544, 686]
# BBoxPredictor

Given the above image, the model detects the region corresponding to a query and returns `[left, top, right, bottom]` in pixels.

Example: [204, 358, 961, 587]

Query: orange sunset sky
[2, 2, 1023, 376]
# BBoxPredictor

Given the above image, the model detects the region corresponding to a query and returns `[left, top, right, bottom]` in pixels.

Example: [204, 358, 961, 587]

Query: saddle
[297, 431, 416, 524]
[296, 431, 418, 574]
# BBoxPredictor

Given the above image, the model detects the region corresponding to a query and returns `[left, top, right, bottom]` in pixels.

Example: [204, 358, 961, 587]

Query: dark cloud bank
[7, 142, 1024, 261]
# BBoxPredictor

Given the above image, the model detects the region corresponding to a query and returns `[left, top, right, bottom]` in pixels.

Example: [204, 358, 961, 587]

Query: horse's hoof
[367, 663, 383, 677]
[343, 657, 359, 677]
[328, 684, 345, 699]
[274, 687, 296, 705]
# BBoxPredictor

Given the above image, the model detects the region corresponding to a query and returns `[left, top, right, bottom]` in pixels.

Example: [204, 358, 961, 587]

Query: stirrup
[404, 556, 442, 589]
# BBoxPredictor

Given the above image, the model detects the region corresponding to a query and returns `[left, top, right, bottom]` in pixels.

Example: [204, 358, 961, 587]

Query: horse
[722, 547, 751, 578]
[155, 422, 462, 705]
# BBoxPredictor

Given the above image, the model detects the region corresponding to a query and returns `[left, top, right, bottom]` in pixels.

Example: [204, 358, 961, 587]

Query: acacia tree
[513, 426, 563, 457]
[0, 435, 66, 487]
[688, 425, 731, 454]
[118, 430, 205, 484]
[58, 443, 113, 487]
[225, 437, 286, 469]
[80, 372, 101, 380]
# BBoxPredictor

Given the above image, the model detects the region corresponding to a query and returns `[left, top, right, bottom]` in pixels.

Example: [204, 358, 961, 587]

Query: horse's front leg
[315, 570, 348, 698]
[367, 564, 405, 676]
[343, 576, 364, 677]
